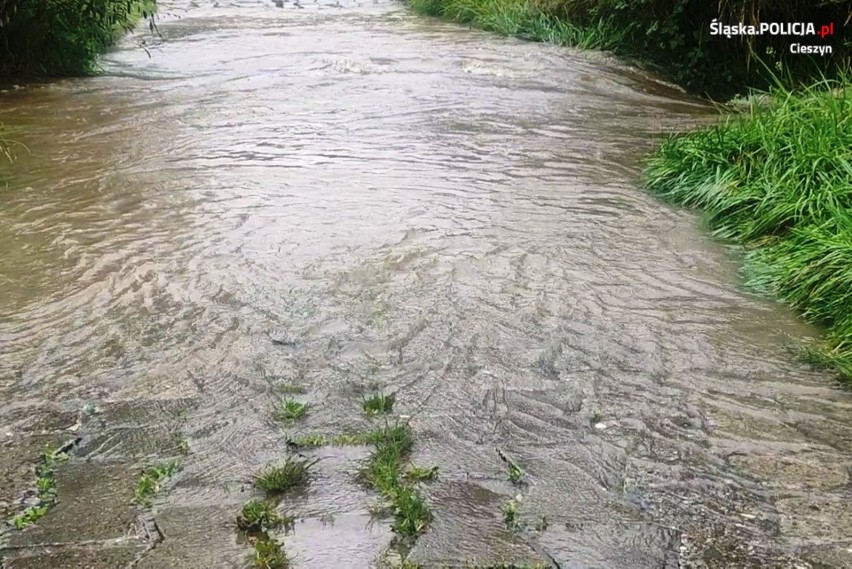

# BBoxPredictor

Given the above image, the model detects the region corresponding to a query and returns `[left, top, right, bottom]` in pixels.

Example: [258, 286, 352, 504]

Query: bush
[0, 0, 155, 77]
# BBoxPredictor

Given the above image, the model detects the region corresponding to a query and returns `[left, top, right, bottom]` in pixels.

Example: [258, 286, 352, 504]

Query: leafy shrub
[0, 0, 156, 76]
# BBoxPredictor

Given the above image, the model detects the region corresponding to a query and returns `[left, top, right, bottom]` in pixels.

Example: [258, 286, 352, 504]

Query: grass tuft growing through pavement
[274, 398, 309, 423]
[237, 499, 292, 532]
[361, 422, 432, 537]
[362, 392, 395, 416]
[253, 537, 289, 568]
[134, 461, 181, 508]
[9, 445, 70, 529]
[255, 458, 314, 493]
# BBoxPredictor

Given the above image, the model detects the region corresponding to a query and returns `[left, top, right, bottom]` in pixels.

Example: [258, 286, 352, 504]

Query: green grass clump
[9, 445, 70, 529]
[362, 393, 395, 416]
[405, 465, 439, 482]
[361, 422, 432, 537]
[364, 422, 414, 452]
[274, 399, 309, 423]
[390, 485, 432, 536]
[507, 462, 523, 484]
[134, 461, 180, 507]
[237, 499, 290, 532]
[256, 458, 313, 493]
[502, 498, 520, 530]
[11, 504, 49, 529]
[253, 537, 289, 569]
[644, 80, 852, 382]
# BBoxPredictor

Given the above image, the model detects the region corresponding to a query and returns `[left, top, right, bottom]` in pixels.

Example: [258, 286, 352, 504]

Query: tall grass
[0, 0, 156, 77]
[404, 0, 850, 97]
[0, 125, 11, 164]
[644, 79, 852, 380]
[409, 0, 626, 51]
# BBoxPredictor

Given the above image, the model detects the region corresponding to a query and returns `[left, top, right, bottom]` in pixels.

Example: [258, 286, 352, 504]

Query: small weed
[405, 465, 439, 482]
[36, 476, 53, 494]
[134, 461, 180, 507]
[9, 445, 70, 529]
[253, 537, 288, 569]
[391, 485, 431, 536]
[256, 458, 313, 493]
[590, 408, 603, 424]
[276, 383, 307, 395]
[503, 498, 520, 530]
[11, 504, 49, 529]
[362, 393, 395, 416]
[508, 463, 523, 485]
[274, 399, 309, 423]
[237, 499, 290, 532]
[497, 448, 524, 485]
[172, 432, 190, 455]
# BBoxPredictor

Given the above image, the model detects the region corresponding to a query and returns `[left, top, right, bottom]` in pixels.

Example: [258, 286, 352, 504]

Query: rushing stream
[1, 1, 851, 567]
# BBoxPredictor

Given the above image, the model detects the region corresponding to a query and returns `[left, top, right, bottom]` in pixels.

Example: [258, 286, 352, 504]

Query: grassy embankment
[405, 0, 849, 97]
[405, 0, 852, 382]
[645, 82, 852, 380]
[0, 0, 156, 77]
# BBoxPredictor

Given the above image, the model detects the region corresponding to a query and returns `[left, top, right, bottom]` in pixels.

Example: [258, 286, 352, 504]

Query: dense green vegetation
[407, 0, 849, 97]
[0, 0, 155, 77]
[644, 82, 852, 382]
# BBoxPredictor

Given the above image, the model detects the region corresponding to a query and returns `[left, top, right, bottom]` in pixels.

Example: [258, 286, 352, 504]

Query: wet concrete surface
[1, 0, 852, 567]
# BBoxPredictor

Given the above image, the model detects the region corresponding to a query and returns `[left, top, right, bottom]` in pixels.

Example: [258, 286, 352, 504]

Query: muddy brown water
[1, 1, 852, 568]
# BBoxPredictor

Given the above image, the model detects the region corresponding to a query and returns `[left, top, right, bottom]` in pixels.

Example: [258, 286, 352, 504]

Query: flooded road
[2, 1, 851, 567]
